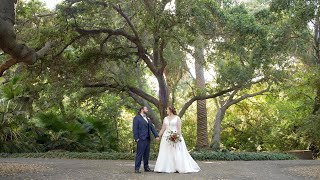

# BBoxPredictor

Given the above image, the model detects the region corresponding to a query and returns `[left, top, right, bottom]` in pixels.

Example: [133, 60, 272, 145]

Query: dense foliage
[0, 0, 319, 159]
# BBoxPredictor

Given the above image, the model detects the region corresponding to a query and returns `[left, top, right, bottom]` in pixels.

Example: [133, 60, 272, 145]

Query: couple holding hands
[133, 106, 200, 173]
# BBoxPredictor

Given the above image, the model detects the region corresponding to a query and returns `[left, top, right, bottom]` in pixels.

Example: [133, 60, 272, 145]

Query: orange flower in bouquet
[166, 130, 181, 144]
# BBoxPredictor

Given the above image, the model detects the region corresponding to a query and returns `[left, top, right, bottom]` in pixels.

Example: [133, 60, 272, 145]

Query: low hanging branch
[84, 82, 249, 119]
[84, 79, 162, 127]
[179, 78, 269, 117]
[54, 35, 84, 58]
[84, 82, 160, 107]
[0, 0, 54, 76]
[178, 86, 238, 118]
[128, 91, 161, 128]
[225, 84, 271, 107]
[0, 41, 54, 76]
[0, 58, 17, 76]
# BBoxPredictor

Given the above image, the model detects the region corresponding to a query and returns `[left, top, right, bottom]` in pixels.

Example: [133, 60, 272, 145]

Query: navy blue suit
[133, 114, 159, 170]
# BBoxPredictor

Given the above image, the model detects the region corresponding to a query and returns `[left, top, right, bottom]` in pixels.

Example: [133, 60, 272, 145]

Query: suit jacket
[133, 114, 159, 141]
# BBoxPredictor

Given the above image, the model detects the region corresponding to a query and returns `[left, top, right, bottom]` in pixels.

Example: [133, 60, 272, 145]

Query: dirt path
[0, 158, 319, 180]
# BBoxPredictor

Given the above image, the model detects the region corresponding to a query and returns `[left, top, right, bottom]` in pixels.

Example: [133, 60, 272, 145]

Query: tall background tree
[270, 0, 320, 152]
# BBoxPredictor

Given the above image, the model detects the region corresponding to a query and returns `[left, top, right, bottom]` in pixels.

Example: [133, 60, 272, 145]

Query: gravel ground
[0, 158, 319, 180]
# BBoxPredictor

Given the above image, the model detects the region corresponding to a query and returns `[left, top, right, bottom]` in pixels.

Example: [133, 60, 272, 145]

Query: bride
[154, 106, 201, 173]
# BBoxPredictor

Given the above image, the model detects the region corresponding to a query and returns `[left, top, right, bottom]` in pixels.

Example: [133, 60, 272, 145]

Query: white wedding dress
[154, 116, 200, 173]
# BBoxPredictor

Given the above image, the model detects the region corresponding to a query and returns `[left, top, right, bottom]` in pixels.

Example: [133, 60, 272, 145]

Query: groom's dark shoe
[144, 168, 153, 172]
[135, 170, 141, 173]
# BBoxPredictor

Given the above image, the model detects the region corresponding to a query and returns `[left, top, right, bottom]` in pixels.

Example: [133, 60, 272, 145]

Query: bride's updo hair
[168, 106, 177, 115]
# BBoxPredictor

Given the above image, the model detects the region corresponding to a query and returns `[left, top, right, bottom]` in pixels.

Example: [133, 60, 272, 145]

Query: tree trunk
[313, 14, 320, 114]
[157, 74, 169, 121]
[194, 36, 208, 149]
[210, 106, 227, 150]
[313, 88, 320, 114]
[310, 11, 320, 153]
[136, 63, 161, 128]
[0, 0, 16, 22]
[58, 100, 67, 118]
[314, 6, 319, 65]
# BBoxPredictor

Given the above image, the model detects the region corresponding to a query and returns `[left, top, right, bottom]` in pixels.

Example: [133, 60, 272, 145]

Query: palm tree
[194, 36, 208, 149]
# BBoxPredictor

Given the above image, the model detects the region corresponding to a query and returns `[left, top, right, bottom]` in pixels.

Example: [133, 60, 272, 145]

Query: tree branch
[0, 58, 17, 76]
[159, 38, 167, 73]
[100, 34, 112, 52]
[214, 97, 220, 109]
[225, 89, 239, 106]
[153, 35, 160, 67]
[54, 35, 83, 58]
[84, 82, 159, 107]
[178, 86, 238, 118]
[111, 4, 140, 40]
[0, 1, 54, 76]
[225, 123, 243, 133]
[110, 4, 160, 74]
[36, 41, 55, 58]
[228, 84, 271, 107]
[35, 12, 57, 18]
[75, 27, 158, 75]
[128, 91, 145, 106]
[128, 86, 159, 107]
[84, 82, 119, 88]
[179, 78, 268, 118]
[75, 27, 138, 43]
[174, 36, 194, 55]
[0, 41, 54, 76]
[128, 91, 161, 128]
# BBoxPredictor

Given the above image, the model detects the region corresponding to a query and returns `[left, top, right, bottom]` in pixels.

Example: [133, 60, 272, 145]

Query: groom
[133, 106, 160, 173]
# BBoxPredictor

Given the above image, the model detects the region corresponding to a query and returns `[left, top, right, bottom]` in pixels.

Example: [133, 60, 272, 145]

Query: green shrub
[0, 151, 296, 161]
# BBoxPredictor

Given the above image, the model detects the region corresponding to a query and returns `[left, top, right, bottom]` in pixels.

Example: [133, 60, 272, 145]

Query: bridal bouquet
[166, 130, 181, 144]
